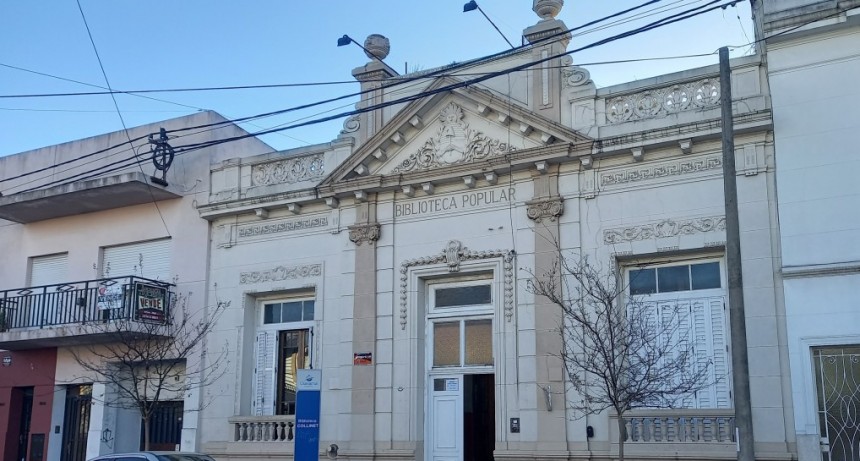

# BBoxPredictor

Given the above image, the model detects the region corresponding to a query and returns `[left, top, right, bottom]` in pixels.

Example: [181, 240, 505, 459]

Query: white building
[759, 1, 860, 460]
[0, 112, 274, 461]
[198, 3, 796, 460]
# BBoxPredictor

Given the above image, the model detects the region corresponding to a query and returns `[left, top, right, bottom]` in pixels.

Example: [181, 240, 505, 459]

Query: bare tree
[528, 255, 713, 461]
[71, 288, 228, 450]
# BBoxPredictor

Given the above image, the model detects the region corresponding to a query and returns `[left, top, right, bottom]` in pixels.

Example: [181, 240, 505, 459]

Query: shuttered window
[102, 239, 171, 281]
[628, 260, 731, 409]
[30, 253, 69, 287]
[254, 330, 277, 416]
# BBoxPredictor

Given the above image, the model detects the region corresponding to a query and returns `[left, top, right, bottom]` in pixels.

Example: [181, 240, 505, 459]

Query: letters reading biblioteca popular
[395, 187, 516, 218]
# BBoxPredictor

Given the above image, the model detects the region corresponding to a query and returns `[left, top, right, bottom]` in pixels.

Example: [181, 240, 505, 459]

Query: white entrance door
[429, 375, 463, 461]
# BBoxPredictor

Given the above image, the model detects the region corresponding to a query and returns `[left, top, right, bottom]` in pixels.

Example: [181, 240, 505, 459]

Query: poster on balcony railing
[96, 281, 125, 312]
[133, 282, 167, 323]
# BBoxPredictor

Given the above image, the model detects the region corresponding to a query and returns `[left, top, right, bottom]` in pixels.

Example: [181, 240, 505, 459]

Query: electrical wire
[1, 0, 673, 187]
[12, 0, 745, 195]
[75, 0, 172, 237]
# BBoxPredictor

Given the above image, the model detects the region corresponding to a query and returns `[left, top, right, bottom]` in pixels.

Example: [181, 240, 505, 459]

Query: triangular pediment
[322, 78, 591, 185]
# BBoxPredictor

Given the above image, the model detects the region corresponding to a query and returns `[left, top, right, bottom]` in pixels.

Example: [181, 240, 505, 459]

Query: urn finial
[533, 0, 563, 20]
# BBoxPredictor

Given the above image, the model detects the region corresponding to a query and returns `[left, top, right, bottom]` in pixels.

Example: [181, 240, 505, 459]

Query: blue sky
[0, 1, 753, 157]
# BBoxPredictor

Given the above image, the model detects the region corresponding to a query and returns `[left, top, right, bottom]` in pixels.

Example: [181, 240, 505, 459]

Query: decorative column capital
[348, 223, 381, 246]
[526, 197, 564, 223]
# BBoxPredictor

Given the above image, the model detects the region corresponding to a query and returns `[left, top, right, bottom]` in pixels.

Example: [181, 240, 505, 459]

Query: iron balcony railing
[0, 276, 174, 330]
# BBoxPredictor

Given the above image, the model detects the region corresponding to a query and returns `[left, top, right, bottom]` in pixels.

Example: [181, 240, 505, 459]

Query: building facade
[758, 1, 860, 460]
[0, 111, 274, 460]
[198, 3, 796, 460]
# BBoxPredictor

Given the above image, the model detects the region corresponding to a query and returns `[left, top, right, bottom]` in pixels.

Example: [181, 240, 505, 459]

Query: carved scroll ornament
[605, 78, 720, 124]
[399, 240, 515, 329]
[251, 153, 325, 186]
[603, 216, 726, 244]
[526, 197, 564, 223]
[348, 223, 381, 246]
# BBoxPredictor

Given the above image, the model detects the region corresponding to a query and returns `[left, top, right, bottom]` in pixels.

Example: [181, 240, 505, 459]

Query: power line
[13, 0, 743, 195]
[75, 0, 172, 238]
[2, 0, 672, 187]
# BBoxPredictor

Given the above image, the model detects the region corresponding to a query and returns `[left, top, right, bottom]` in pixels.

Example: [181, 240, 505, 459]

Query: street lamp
[463, 1, 515, 49]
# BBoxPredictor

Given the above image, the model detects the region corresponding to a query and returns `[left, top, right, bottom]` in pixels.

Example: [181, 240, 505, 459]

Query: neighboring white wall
[768, 13, 860, 461]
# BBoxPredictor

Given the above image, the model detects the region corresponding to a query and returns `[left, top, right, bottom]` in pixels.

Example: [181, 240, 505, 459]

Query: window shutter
[30, 253, 68, 287]
[709, 297, 731, 408]
[253, 331, 277, 416]
[102, 239, 171, 281]
[691, 299, 713, 408]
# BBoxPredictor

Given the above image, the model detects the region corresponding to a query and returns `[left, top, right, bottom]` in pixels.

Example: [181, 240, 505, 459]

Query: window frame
[426, 279, 496, 372]
[626, 257, 725, 299]
[254, 293, 317, 416]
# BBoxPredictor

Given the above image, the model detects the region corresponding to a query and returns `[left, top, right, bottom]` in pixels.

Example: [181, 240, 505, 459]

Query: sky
[0, 0, 754, 158]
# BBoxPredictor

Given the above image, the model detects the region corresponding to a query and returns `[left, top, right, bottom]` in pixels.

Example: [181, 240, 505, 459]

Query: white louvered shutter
[709, 297, 731, 408]
[103, 239, 171, 281]
[30, 253, 68, 287]
[253, 330, 278, 416]
[691, 299, 713, 408]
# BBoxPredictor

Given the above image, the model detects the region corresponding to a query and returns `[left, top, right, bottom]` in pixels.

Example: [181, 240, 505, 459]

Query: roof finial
[363, 34, 390, 60]
[533, 0, 563, 21]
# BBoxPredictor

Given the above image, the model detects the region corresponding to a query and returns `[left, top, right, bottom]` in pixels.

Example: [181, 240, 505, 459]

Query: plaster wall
[767, 18, 860, 461]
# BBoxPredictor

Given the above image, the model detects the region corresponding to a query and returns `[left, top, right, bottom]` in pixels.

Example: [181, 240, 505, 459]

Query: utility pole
[719, 46, 755, 461]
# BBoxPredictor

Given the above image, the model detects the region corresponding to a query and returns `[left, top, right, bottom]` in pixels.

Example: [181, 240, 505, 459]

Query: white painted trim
[797, 334, 860, 435]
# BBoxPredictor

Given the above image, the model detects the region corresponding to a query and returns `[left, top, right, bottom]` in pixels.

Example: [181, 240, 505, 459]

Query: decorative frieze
[392, 102, 514, 173]
[348, 223, 381, 246]
[251, 153, 325, 186]
[239, 263, 322, 284]
[605, 78, 721, 124]
[601, 155, 722, 187]
[526, 197, 564, 223]
[399, 240, 515, 329]
[603, 216, 726, 244]
[238, 216, 329, 239]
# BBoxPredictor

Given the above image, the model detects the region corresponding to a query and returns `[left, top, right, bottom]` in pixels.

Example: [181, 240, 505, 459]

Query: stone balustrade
[229, 415, 295, 442]
[612, 409, 736, 444]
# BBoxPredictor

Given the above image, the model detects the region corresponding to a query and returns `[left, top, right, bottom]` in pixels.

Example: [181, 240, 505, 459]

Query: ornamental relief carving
[601, 155, 722, 187]
[348, 223, 381, 246]
[391, 102, 514, 173]
[399, 240, 515, 329]
[239, 263, 322, 284]
[605, 78, 720, 124]
[603, 216, 726, 244]
[526, 197, 564, 222]
[251, 153, 325, 186]
[560, 56, 592, 88]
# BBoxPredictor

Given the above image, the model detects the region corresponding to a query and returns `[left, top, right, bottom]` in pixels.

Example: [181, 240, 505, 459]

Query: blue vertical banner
[295, 369, 322, 461]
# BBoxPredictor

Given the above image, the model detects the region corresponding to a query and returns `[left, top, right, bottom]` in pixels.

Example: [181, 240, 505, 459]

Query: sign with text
[295, 369, 322, 461]
[394, 187, 516, 218]
[133, 282, 168, 323]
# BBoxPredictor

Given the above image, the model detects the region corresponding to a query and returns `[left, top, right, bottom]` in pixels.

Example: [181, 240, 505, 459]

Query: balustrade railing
[612, 410, 736, 444]
[0, 276, 173, 330]
[230, 416, 295, 442]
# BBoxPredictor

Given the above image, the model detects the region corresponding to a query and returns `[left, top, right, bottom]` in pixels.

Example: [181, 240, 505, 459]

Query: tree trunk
[143, 414, 151, 451]
[617, 414, 626, 461]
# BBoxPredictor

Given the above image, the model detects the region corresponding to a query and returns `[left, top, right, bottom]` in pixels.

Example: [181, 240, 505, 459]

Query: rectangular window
[432, 318, 493, 368]
[29, 253, 69, 287]
[626, 259, 730, 409]
[254, 296, 315, 416]
[434, 285, 492, 308]
[102, 239, 171, 281]
[263, 300, 314, 324]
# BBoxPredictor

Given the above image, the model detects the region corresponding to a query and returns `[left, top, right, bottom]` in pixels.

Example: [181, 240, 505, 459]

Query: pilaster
[348, 199, 381, 452]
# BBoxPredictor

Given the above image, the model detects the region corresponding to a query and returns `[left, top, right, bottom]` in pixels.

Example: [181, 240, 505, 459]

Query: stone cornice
[348, 223, 381, 246]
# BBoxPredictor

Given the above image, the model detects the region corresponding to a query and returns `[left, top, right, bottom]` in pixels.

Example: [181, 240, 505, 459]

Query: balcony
[0, 275, 174, 350]
[0, 172, 181, 223]
[610, 409, 737, 460]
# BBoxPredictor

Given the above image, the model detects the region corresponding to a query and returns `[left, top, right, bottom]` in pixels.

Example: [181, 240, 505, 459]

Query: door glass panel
[433, 322, 460, 367]
[464, 319, 493, 366]
[435, 285, 492, 308]
[277, 330, 308, 415]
